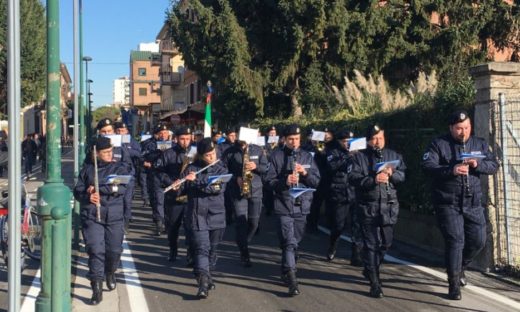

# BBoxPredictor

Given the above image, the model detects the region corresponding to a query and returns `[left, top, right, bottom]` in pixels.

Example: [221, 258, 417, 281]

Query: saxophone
[241, 145, 253, 198]
[175, 150, 193, 203]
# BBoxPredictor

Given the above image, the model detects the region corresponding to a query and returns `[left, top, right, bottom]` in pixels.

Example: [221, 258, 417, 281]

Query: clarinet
[290, 150, 301, 205]
[374, 147, 394, 204]
[461, 142, 472, 197]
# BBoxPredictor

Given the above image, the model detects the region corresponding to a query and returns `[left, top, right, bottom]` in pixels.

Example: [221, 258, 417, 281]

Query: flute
[163, 159, 221, 193]
[93, 146, 101, 222]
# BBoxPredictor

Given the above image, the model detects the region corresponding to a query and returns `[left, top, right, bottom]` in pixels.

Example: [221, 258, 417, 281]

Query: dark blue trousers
[233, 197, 262, 251]
[326, 201, 363, 248]
[164, 196, 191, 255]
[361, 220, 393, 273]
[123, 178, 135, 222]
[147, 174, 164, 223]
[436, 207, 486, 276]
[82, 219, 125, 281]
[277, 214, 306, 273]
[192, 228, 225, 277]
[139, 169, 149, 202]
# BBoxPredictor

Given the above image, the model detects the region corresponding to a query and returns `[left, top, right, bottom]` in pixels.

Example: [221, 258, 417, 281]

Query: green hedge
[254, 78, 476, 214]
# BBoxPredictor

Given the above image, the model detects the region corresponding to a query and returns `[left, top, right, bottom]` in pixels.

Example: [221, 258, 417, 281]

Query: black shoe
[326, 245, 336, 261]
[90, 280, 103, 305]
[106, 273, 117, 291]
[286, 271, 300, 296]
[155, 221, 163, 236]
[240, 248, 252, 268]
[208, 275, 216, 290]
[367, 271, 384, 298]
[460, 269, 467, 287]
[448, 276, 462, 300]
[196, 275, 209, 299]
[168, 249, 177, 262]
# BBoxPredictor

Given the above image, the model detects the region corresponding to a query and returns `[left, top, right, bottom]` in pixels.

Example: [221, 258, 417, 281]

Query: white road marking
[317, 225, 520, 310]
[121, 240, 150, 312]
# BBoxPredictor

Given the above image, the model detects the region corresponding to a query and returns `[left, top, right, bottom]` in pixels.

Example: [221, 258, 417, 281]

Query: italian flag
[204, 81, 213, 138]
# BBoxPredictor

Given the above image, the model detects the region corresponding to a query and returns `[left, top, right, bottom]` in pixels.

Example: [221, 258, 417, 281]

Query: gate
[491, 93, 520, 269]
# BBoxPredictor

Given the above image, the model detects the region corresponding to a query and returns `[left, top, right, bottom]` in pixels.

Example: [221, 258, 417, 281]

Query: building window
[197, 80, 202, 102]
[138, 68, 146, 76]
[139, 88, 147, 96]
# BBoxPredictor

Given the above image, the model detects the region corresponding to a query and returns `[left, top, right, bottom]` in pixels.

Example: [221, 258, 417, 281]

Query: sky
[59, 0, 172, 108]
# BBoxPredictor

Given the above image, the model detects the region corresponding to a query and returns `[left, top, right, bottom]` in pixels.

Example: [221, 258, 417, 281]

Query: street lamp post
[36, 0, 73, 310]
[86, 79, 93, 139]
[82, 56, 92, 145]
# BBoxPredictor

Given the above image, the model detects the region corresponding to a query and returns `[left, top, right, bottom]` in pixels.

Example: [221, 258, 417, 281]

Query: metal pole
[73, 0, 80, 251]
[7, 0, 22, 311]
[498, 92, 511, 266]
[36, 0, 72, 311]
[78, 0, 86, 164]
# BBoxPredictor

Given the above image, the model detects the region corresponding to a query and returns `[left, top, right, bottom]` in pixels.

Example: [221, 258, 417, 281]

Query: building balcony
[161, 72, 182, 86]
[160, 39, 179, 55]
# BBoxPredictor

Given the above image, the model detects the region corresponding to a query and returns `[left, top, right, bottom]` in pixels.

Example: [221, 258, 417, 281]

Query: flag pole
[204, 80, 213, 138]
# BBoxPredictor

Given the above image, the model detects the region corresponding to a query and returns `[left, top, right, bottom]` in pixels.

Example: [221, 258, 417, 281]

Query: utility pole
[36, 0, 73, 311]
[7, 0, 22, 310]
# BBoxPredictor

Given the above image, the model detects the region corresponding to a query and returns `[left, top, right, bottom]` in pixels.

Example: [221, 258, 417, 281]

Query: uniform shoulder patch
[327, 155, 334, 161]
[422, 152, 429, 160]
[347, 164, 353, 173]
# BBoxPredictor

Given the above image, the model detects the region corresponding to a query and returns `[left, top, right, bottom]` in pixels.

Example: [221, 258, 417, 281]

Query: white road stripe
[121, 240, 150, 312]
[20, 269, 40, 312]
[317, 225, 520, 310]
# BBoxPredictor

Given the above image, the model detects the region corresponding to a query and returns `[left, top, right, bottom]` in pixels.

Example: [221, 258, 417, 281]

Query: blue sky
[59, 0, 172, 108]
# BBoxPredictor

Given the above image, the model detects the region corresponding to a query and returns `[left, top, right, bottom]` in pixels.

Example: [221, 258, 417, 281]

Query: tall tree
[169, 0, 519, 124]
[0, 0, 46, 117]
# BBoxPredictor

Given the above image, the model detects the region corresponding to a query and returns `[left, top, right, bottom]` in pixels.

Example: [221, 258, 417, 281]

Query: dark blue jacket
[265, 146, 320, 215]
[421, 134, 498, 210]
[222, 143, 268, 199]
[74, 160, 130, 224]
[349, 146, 406, 225]
[181, 159, 229, 231]
[217, 140, 233, 158]
[326, 141, 356, 203]
[123, 137, 142, 171]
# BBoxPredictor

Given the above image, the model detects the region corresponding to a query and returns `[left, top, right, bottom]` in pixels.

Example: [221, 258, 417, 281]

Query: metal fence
[491, 94, 520, 269]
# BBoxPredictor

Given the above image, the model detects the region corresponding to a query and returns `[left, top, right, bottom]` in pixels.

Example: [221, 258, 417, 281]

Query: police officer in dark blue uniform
[263, 126, 282, 216]
[157, 126, 195, 263]
[114, 122, 141, 232]
[421, 110, 498, 300]
[265, 124, 320, 296]
[307, 128, 334, 232]
[219, 127, 237, 224]
[96, 119, 134, 228]
[179, 138, 229, 298]
[349, 124, 406, 298]
[324, 129, 363, 266]
[74, 136, 131, 305]
[142, 123, 171, 235]
[222, 136, 268, 267]
[139, 134, 154, 206]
